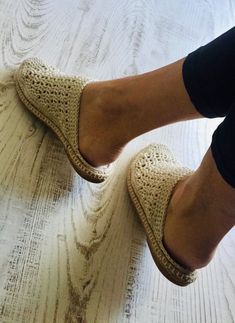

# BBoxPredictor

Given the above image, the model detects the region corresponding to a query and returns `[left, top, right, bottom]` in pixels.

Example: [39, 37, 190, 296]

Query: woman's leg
[80, 26, 235, 270]
[79, 27, 235, 167]
[164, 27, 235, 270]
[79, 58, 202, 167]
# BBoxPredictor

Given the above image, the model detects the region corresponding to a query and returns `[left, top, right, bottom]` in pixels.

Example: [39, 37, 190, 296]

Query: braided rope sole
[127, 166, 197, 286]
[15, 77, 110, 183]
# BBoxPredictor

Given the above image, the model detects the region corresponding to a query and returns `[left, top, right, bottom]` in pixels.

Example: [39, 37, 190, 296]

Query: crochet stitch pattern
[15, 58, 112, 183]
[127, 144, 197, 286]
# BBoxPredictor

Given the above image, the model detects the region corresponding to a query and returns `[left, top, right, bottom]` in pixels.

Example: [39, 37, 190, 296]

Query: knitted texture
[128, 144, 197, 286]
[15, 58, 111, 183]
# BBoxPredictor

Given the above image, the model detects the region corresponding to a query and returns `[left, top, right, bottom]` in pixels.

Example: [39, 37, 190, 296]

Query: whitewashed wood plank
[0, 1, 235, 322]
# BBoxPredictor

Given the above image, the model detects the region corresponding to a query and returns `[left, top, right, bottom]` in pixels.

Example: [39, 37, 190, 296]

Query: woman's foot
[164, 148, 235, 271]
[128, 144, 235, 285]
[79, 82, 128, 167]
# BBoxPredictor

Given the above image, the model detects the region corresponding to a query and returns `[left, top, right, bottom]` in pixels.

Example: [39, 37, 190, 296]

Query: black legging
[182, 26, 235, 188]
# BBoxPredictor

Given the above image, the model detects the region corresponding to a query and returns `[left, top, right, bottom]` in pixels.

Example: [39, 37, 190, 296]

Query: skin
[78, 58, 235, 270]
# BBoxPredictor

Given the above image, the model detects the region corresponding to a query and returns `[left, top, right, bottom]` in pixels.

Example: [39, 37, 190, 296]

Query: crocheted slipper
[15, 58, 112, 183]
[127, 144, 197, 286]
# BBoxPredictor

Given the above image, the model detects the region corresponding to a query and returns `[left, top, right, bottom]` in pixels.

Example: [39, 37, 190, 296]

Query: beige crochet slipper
[127, 144, 197, 286]
[15, 57, 112, 183]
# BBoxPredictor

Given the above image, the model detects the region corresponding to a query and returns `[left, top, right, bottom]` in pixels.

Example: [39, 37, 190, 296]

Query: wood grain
[0, 0, 235, 322]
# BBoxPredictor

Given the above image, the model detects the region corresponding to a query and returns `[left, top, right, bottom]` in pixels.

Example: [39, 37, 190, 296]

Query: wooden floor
[0, 1, 235, 322]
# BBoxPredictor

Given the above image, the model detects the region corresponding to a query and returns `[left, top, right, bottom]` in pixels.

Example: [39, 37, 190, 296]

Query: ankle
[92, 80, 136, 142]
[79, 81, 129, 166]
[164, 175, 218, 271]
